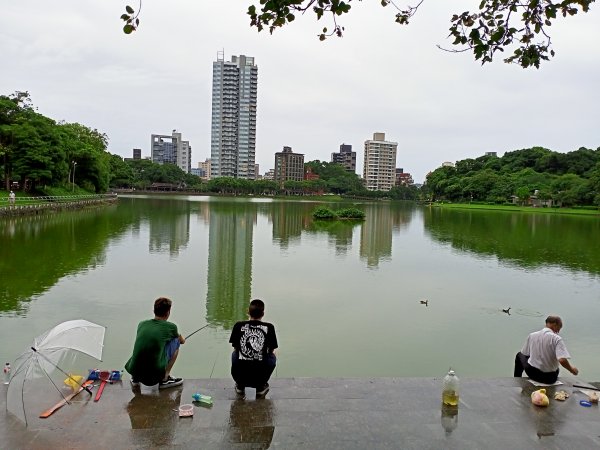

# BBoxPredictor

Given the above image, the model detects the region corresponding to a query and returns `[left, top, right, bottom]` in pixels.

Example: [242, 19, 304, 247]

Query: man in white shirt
[514, 316, 578, 384]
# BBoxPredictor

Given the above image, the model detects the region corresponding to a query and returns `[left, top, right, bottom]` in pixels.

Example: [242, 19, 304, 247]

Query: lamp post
[72, 161, 77, 192]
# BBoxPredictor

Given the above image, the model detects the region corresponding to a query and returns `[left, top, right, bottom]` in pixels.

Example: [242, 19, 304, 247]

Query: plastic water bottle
[192, 393, 213, 405]
[442, 368, 459, 406]
[3, 362, 10, 384]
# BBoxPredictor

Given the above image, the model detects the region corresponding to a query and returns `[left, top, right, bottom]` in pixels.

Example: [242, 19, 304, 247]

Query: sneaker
[159, 376, 183, 389]
[235, 384, 245, 395]
[256, 383, 269, 397]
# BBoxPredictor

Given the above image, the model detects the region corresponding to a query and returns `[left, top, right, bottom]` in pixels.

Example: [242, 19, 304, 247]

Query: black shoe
[235, 384, 245, 395]
[159, 376, 183, 389]
[256, 384, 269, 397]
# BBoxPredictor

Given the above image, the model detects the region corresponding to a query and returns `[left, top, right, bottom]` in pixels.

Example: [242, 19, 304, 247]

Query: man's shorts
[165, 338, 180, 363]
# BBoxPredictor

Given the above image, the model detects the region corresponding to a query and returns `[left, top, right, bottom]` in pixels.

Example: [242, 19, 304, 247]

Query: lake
[1, 195, 599, 381]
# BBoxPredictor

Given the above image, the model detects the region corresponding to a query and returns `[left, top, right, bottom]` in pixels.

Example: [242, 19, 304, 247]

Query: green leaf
[120, 14, 129, 21]
[125, 5, 134, 14]
[123, 24, 134, 34]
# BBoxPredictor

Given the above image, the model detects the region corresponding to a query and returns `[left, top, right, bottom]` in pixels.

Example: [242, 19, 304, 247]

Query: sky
[1, 1, 599, 183]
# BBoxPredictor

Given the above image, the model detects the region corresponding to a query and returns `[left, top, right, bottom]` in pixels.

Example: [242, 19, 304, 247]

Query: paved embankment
[2, 377, 600, 449]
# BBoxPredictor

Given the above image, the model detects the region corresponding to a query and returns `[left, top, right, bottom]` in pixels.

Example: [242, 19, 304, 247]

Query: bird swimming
[502, 307, 511, 315]
[420, 300, 428, 306]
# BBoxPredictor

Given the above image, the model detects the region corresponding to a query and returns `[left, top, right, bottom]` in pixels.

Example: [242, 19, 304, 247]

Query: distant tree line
[425, 147, 600, 206]
[1, 92, 111, 193]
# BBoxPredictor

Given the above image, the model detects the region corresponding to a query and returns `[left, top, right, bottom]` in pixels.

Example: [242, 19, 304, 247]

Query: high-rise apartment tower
[210, 53, 258, 179]
[363, 132, 397, 191]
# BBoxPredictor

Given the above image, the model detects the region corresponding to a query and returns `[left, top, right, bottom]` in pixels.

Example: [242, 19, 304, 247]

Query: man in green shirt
[125, 297, 186, 388]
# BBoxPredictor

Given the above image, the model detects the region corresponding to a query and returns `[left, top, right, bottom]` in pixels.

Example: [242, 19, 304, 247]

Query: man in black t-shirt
[229, 299, 278, 397]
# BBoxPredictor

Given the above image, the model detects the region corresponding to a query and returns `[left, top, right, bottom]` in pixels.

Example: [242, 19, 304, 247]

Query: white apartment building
[210, 53, 258, 179]
[363, 132, 398, 191]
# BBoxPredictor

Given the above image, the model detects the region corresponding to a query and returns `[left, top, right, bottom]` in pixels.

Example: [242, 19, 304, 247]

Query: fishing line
[209, 354, 218, 379]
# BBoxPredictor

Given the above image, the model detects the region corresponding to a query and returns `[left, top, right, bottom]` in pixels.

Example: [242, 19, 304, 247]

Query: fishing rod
[572, 384, 600, 391]
[185, 324, 210, 340]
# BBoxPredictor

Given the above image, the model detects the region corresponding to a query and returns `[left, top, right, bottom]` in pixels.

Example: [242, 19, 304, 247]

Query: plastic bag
[531, 388, 550, 406]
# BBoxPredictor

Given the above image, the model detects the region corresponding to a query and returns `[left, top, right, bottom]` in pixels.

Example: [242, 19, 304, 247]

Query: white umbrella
[7, 319, 106, 426]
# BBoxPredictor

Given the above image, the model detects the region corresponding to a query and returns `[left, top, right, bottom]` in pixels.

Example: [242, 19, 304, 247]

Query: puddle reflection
[224, 398, 275, 448]
[441, 404, 458, 435]
[126, 389, 182, 445]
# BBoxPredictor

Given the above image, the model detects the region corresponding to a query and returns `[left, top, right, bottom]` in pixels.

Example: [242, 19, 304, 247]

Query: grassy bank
[430, 202, 599, 216]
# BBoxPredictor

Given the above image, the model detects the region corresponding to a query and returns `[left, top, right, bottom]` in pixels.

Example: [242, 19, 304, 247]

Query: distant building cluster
[129, 52, 416, 190]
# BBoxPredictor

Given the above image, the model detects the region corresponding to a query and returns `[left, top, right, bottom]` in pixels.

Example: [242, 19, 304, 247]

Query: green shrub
[336, 207, 366, 219]
[312, 206, 337, 219]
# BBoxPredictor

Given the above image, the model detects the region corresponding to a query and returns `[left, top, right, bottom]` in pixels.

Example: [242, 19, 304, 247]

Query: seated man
[514, 315, 578, 384]
[125, 297, 185, 389]
[229, 299, 278, 397]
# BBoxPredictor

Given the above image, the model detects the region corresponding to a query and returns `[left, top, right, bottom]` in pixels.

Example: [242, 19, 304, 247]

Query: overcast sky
[2, 1, 599, 183]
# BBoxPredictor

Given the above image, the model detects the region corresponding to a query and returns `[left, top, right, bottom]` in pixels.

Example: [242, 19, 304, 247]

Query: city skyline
[1, 1, 599, 184]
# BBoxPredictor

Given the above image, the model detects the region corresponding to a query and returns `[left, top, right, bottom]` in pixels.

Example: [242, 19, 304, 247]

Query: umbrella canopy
[7, 319, 105, 426]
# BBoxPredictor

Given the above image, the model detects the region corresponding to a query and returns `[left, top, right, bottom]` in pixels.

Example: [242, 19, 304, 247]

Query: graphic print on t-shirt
[239, 323, 267, 361]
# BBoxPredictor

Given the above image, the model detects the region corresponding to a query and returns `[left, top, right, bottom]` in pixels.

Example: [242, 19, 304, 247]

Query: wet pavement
[2, 377, 600, 449]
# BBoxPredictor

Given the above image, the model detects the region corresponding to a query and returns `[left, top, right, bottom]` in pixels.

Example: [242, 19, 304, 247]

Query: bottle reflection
[441, 404, 458, 435]
[206, 203, 256, 328]
[223, 398, 275, 448]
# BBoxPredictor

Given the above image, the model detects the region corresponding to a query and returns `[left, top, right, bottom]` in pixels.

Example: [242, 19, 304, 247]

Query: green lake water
[1, 196, 599, 381]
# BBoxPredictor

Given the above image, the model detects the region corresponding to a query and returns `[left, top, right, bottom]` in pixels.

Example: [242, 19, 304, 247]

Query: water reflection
[147, 198, 191, 257]
[423, 207, 600, 276]
[270, 201, 309, 249]
[205, 202, 256, 328]
[518, 385, 564, 439]
[126, 389, 182, 445]
[0, 207, 127, 314]
[440, 404, 458, 435]
[223, 398, 275, 448]
[360, 204, 393, 268]
[308, 220, 356, 256]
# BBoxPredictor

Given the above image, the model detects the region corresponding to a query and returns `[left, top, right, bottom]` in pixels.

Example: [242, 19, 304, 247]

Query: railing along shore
[0, 193, 118, 216]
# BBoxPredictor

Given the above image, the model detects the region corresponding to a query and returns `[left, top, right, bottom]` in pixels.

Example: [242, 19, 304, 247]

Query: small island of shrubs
[312, 206, 366, 220]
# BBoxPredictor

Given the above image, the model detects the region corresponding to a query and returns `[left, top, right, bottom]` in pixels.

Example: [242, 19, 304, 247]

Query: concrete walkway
[2, 377, 600, 449]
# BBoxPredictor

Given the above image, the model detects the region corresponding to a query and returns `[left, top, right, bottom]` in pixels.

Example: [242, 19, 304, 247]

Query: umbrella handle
[31, 347, 94, 395]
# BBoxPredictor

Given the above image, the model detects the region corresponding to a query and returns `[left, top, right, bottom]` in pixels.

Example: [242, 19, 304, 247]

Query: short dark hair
[248, 299, 265, 319]
[545, 315, 562, 327]
[154, 297, 172, 317]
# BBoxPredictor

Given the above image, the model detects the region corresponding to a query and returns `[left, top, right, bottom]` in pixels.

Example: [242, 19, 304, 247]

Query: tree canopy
[425, 146, 600, 206]
[1, 92, 110, 192]
[120, 0, 595, 68]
